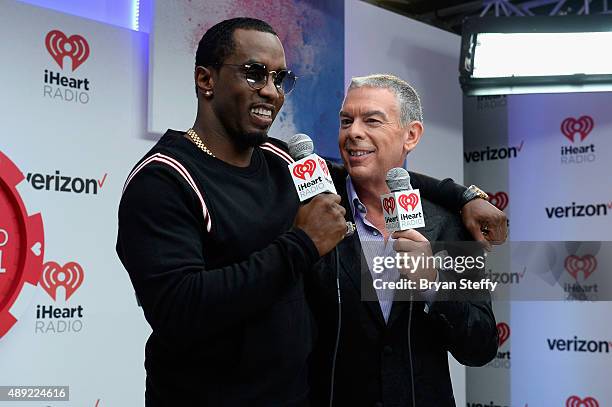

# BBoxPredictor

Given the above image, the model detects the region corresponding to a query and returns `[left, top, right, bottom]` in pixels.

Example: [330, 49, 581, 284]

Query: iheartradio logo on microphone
[381, 190, 425, 232]
[566, 395, 599, 407]
[289, 157, 336, 201]
[43, 29, 92, 105]
[35, 260, 86, 335]
[560, 115, 596, 165]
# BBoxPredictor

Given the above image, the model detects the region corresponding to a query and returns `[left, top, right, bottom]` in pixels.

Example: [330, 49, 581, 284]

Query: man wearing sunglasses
[118, 17, 347, 407]
[117, 17, 506, 406]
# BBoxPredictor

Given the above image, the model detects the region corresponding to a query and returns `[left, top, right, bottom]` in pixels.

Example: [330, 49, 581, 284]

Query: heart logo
[31, 242, 42, 257]
[45, 29, 90, 71]
[318, 158, 329, 177]
[566, 396, 599, 407]
[398, 193, 419, 211]
[382, 197, 396, 214]
[40, 261, 84, 301]
[292, 159, 316, 180]
[487, 191, 509, 211]
[561, 116, 594, 143]
[497, 322, 510, 346]
[564, 255, 597, 281]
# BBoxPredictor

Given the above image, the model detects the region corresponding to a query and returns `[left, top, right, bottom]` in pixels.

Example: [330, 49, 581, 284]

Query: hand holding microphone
[287, 134, 353, 256]
[294, 194, 347, 256]
[382, 168, 435, 282]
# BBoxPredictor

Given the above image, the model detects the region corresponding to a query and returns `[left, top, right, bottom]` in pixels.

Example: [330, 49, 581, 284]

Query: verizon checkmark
[98, 173, 108, 188]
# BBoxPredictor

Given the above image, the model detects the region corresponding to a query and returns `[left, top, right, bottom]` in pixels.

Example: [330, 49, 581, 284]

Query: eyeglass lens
[245, 64, 296, 94]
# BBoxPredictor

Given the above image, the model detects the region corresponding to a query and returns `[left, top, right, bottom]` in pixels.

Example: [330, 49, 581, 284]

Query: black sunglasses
[217, 62, 297, 95]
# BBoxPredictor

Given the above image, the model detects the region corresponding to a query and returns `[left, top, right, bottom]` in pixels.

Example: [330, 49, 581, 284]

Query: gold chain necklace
[186, 128, 215, 157]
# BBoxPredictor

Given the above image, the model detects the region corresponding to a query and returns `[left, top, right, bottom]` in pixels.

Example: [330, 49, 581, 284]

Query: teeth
[251, 107, 272, 117]
[349, 151, 372, 157]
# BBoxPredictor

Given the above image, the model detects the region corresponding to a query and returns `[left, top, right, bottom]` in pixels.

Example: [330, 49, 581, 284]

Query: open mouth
[347, 148, 375, 158]
[250, 106, 273, 119]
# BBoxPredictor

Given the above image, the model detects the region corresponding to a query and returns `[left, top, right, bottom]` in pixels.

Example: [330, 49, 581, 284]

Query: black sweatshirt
[116, 130, 467, 406]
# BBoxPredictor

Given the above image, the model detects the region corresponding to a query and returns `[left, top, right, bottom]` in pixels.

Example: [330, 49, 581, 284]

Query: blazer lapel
[337, 233, 386, 329]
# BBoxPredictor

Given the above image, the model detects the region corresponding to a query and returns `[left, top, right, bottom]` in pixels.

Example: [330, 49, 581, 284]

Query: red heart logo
[561, 116, 594, 143]
[564, 255, 597, 281]
[566, 396, 599, 407]
[292, 159, 316, 180]
[398, 193, 419, 211]
[45, 29, 90, 71]
[497, 322, 510, 347]
[486, 191, 509, 211]
[40, 261, 85, 301]
[383, 197, 396, 214]
[318, 158, 329, 177]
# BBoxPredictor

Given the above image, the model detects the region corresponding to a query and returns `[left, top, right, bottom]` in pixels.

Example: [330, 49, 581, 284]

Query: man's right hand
[294, 194, 347, 256]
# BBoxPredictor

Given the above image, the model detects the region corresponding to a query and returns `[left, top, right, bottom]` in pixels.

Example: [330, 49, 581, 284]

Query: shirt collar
[346, 175, 368, 221]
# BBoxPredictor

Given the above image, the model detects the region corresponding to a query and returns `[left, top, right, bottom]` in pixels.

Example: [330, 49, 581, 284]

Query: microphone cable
[407, 290, 416, 407]
[329, 246, 342, 407]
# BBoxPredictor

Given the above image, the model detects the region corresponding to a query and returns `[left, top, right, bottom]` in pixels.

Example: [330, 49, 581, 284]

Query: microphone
[287, 133, 337, 201]
[381, 167, 425, 232]
[287, 134, 354, 237]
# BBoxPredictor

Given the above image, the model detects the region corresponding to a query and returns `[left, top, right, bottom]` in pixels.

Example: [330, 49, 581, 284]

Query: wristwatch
[461, 185, 489, 206]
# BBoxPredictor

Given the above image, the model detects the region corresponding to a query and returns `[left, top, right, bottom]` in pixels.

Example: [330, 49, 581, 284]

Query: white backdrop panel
[464, 90, 612, 406]
[345, 0, 464, 183]
[0, 1, 152, 405]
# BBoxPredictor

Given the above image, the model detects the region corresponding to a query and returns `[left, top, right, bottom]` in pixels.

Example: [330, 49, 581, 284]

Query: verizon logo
[464, 141, 524, 163]
[547, 336, 611, 354]
[26, 170, 107, 195]
[545, 201, 611, 218]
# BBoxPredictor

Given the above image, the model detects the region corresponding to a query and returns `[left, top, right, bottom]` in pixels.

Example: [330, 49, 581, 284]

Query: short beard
[234, 132, 269, 149]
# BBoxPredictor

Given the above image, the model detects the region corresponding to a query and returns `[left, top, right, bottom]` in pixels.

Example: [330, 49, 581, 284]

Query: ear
[195, 66, 215, 98]
[402, 121, 424, 155]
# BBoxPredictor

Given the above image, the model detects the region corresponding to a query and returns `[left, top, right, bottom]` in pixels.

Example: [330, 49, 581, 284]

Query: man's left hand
[461, 199, 508, 249]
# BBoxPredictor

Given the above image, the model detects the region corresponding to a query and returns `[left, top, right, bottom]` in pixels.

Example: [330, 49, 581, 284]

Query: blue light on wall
[18, 0, 148, 32]
[132, 0, 140, 31]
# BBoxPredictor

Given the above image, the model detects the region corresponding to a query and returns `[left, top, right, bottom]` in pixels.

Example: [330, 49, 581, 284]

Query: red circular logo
[0, 151, 45, 338]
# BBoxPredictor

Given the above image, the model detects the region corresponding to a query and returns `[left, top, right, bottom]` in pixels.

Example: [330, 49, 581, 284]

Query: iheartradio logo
[383, 197, 396, 214]
[41, 261, 84, 301]
[486, 191, 509, 211]
[497, 322, 510, 346]
[398, 193, 419, 211]
[561, 116, 594, 143]
[566, 396, 598, 407]
[292, 159, 316, 180]
[317, 158, 329, 177]
[565, 255, 597, 281]
[45, 30, 90, 71]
